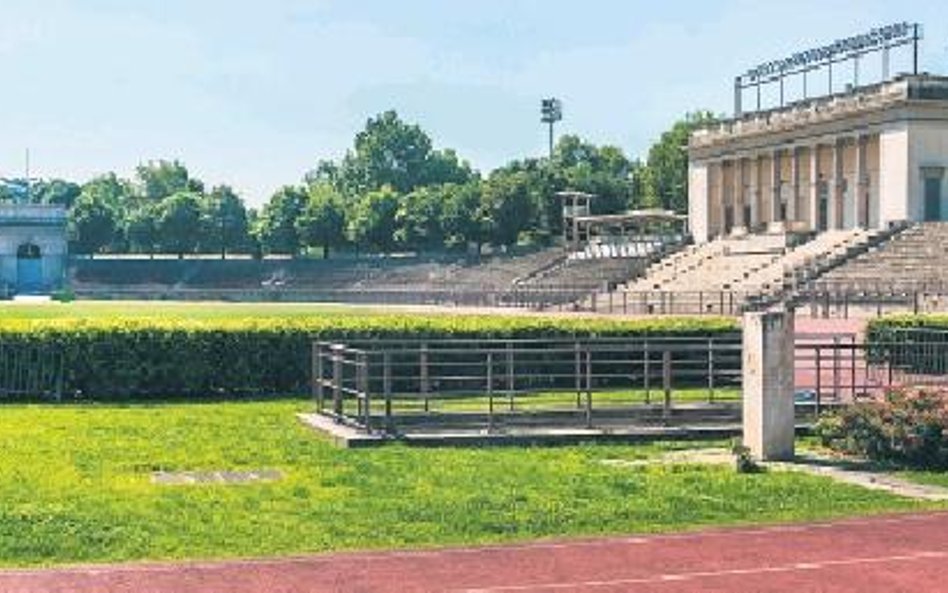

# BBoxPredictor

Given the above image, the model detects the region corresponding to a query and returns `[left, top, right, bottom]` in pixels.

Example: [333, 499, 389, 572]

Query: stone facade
[688, 75, 948, 243]
[0, 204, 67, 295]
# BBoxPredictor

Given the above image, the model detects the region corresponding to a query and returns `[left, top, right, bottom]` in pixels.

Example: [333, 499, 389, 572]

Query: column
[855, 135, 867, 228]
[771, 149, 781, 225]
[735, 158, 746, 231]
[831, 139, 843, 229]
[809, 144, 820, 231]
[749, 155, 760, 229]
[718, 159, 728, 236]
[789, 147, 799, 224]
[742, 308, 796, 461]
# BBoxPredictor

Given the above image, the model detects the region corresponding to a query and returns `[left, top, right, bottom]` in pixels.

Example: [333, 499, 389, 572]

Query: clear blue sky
[1, 1, 945, 206]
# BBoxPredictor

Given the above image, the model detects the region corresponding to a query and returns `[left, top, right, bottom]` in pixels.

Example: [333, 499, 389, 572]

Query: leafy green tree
[396, 185, 446, 251]
[325, 110, 473, 196]
[441, 181, 488, 252]
[201, 185, 250, 258]
[157, 191, 203, 258]
[257, 186, 307, 255]
[136, 159, 203, 201]
[125, 204, 160, 257]
[80, 173, 134, 211]
[482, 172, 536, 247]
[69, 192, 119, 257]
[347, 186, 401, 254]
[296, 183, 346, 258]
[641, 111, 717, 212]
[33, 179, 82, 207]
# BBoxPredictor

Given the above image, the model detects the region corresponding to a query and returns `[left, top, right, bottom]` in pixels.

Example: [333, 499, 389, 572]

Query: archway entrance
[16, 243, 43, 293]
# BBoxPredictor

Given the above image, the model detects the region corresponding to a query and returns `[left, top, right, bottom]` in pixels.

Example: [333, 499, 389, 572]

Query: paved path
[2, 512, 947, 592]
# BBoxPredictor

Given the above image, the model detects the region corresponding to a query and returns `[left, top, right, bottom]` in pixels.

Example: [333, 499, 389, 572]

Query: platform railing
[312, 336, 744, 434]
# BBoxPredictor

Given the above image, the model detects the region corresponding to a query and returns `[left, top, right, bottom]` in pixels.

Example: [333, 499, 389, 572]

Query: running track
[2, 512, 947, 592]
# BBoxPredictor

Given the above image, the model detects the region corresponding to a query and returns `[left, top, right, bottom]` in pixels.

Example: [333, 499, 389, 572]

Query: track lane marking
[0, 513, 943, 579]
[455, 550, 948, 592]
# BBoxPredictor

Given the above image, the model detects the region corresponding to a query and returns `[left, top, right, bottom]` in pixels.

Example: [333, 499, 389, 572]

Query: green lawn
[0, 399, 937, 567]
[336, 387, 741, 417]
[0, 300, 395, 321]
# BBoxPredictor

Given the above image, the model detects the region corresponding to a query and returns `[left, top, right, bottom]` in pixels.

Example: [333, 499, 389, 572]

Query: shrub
[0, 315, 737, 401]
[815, 387, 948, 468]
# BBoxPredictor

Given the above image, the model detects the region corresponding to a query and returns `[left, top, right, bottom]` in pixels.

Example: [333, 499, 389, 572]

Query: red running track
[2, 512, 947, 593]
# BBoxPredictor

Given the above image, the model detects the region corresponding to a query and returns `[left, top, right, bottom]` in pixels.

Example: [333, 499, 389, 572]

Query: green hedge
[0, 315, 738, 400]
[865, 315, 948, 374]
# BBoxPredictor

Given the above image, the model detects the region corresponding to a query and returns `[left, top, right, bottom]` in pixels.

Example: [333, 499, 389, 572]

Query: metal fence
[312, 336, 743, 434]
[794, 336, 948, 415]
[0, 342, 63, 399]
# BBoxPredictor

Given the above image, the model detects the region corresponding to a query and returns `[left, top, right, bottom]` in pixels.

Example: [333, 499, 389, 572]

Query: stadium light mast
[540, 98, 562, 159]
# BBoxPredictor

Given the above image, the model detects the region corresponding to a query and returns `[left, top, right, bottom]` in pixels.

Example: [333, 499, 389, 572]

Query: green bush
[815, 387, 948, 468]
[0, 315, 737, 400]
[865, 315, 948, 374]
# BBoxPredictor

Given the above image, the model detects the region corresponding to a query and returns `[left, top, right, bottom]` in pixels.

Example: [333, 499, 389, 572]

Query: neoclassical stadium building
[688, 73, 948, 243]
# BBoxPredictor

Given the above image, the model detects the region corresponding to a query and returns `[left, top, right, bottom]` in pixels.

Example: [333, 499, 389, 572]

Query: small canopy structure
[558, 191, 688, 249]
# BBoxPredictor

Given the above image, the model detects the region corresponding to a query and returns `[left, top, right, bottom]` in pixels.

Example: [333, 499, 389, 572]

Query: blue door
[16, 243, 43, 294]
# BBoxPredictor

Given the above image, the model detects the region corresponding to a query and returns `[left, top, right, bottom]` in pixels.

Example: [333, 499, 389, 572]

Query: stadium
[2, 16, 948, 593]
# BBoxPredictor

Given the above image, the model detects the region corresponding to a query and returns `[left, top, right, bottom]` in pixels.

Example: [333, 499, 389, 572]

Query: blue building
[0, 204, 67, 295]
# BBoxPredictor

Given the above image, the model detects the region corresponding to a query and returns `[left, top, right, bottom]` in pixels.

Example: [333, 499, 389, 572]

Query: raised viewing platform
[691, 74, 948, 152]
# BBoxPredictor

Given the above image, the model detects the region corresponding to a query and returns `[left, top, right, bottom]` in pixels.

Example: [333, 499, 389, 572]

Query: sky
[0, 0, 946, 207]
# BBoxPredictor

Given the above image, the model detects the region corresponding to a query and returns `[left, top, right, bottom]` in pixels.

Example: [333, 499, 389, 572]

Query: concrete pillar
[855, 135, 867, 228]
[742, 308, 796, 461]
[808, 145, 820, 231]
[831, 139, 843, 229]
[749, 155, 760, 229]
[735, 158, 747, 231]
[789, 148, 799, 224]
[718, 160, 728, 237]
[771, 149, 781, 223]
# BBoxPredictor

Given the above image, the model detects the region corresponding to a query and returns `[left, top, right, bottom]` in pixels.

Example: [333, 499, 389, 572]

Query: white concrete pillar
[742, 308, 796, 461]
[855, 135, 867, 228]
[830, 140, 843, 229]
[789, 147, 799, 224]
[771, 149, 782, 223]
[718, 160, 728, 237]
[809, 145, 820, 231]
[735, 158, 747, 231]
[688, 161, 710, 244]
[749, 155, 760, 229]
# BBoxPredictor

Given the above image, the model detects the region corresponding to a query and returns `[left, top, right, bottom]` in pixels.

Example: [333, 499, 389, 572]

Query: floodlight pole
[548, 120, 555, 159]
[541, 97, 563, 160]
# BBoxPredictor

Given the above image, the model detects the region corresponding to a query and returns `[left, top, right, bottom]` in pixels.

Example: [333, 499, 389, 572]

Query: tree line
[2, 110, 715, 258]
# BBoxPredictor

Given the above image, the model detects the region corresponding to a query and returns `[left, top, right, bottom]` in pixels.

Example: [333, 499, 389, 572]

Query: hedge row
[865, 314, 948, 374]
[0, 314, 738, 400]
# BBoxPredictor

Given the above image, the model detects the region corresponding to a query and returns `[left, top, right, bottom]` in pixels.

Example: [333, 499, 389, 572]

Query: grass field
[0, 399, 939, 567]
[0, 300, 402, 320]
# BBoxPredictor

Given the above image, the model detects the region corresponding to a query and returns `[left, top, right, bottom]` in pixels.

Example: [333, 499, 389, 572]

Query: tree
[441, 181, 488, 253]
[69, 192, 119, 256]
[125, 204, 160, 257]
[347, 186, 401, 254]
[642, 111, 717, 212]
[396, 185, 445, 251]
[257, 186, 307, 255]
[157, 191, 203, 257]
[296, 183, 346, 258]
[32, 179, 82, 207]
[136, 159, 203, 201]
[80, 173, 134, 211]
[482, 172, 536, 247]
[201, 185, 250, 258]
[324, 110, 474, 196]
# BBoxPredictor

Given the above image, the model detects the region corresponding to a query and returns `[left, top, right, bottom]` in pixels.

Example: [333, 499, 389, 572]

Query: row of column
[712, 134, 873, 236]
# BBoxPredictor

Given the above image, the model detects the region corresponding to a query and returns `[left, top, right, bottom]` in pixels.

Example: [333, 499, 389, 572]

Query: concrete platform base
[298, 412, 815, 448]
